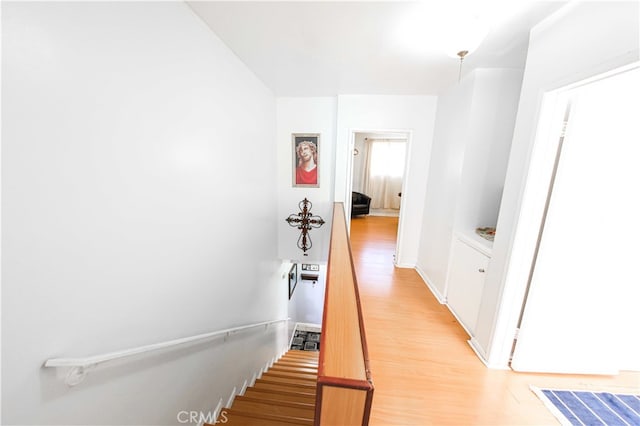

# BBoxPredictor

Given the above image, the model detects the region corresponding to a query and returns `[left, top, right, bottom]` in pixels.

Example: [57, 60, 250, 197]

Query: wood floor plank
[349, 215, 640, 425]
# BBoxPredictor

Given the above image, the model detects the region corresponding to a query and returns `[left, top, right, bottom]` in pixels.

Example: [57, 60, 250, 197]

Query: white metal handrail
[44, 318, 289, 386]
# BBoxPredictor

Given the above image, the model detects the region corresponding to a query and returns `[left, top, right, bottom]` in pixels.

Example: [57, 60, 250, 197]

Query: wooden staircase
[208, 350, 319, 426]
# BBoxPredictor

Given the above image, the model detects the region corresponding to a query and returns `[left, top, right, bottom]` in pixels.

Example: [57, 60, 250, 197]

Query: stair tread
[221, 350, 320, 425]
[223, 409, 313, 426]
[286, 349, 319, 356]
[277, 360, 319, 368]
[279, 356, 319, 363]
[269, 368, 318, 378]
[253, 381, 316, 395]
[283, 353, 319, 361]
[264, 372, 317, 382]
[271, 363, 318, 374]
[233, 397, 314, 419]
[244, 387, 316, 403]
[262, 371, 317, 382]
[257, 377, 316, 388]
[238, 394, 315, 409]
[283, 351, 319, 358]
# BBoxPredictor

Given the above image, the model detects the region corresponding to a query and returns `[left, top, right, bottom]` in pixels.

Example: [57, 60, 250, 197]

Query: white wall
[416, 76, 475, 299]
[474, 1, 640, 367]
[287, 264, 327, 326]
[454, 68, 523, 234]
[2, 3, 287, 425]
[416, 68, 523, 301]
[277, 97, 337, 263]
[335, 95, 438, 267]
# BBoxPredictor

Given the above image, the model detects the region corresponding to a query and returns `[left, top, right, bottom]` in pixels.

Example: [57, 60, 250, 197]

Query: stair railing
[44, 318, 289, 386]
[315, 202, 374, 426]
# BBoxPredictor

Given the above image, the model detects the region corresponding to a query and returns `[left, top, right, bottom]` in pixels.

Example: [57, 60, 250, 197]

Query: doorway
[350, 131, 409, 262]
[510, 64, 640, 374]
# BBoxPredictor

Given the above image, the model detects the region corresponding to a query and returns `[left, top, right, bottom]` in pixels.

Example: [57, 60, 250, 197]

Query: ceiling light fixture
[457, 50, 469, 82]
[442, 12, 489, 82]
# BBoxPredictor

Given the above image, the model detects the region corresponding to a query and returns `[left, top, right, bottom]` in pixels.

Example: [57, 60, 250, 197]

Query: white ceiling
[188, 1, 567, 96]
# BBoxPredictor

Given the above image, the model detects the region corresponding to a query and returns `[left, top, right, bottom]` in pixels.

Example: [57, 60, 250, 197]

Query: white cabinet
[446, 237, 490, 336]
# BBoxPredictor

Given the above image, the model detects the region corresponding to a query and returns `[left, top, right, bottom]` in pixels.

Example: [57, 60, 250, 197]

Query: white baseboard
[207, 398, 224, 426]
[414, 265, 446, 304]
[443, 302, 474, 339]
[443, 304, 509, 370]
[225, 387, 237, 409]
[468, 337, 509, 370]
[220, 343, 290, 423]
[414, 266, 509, 370]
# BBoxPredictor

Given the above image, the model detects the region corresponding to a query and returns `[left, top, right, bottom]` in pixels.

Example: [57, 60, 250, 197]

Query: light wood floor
[350, 216, 640, 425]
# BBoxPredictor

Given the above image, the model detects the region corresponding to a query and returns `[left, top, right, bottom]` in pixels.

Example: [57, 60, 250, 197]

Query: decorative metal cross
[286, 198, 325, 254]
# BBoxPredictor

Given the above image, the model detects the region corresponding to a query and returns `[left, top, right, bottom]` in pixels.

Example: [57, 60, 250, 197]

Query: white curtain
[363, 140, 406, 209]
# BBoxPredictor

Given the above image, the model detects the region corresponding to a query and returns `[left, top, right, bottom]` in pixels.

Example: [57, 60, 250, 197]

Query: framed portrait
[292, 133, 320, 188]
[288, 263, 298, 300]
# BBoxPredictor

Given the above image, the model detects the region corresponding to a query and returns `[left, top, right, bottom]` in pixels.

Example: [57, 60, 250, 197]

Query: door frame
[345, 128, 413, 265]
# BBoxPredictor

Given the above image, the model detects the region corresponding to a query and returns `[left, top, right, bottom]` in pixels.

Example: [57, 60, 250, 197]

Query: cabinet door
[446, 239, 489, 335]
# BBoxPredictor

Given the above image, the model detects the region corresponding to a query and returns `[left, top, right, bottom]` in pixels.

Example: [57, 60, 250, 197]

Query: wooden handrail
[315, 203, 373, 426]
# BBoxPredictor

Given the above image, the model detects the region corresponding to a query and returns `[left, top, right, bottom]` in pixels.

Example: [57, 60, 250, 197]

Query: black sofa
[351, 191, 372, 217]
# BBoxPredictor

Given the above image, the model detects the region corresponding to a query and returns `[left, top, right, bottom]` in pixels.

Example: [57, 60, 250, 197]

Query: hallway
[349, 216, 640, 425]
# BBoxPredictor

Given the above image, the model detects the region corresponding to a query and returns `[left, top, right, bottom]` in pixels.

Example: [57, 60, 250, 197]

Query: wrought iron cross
[286, 198, 325, 254]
